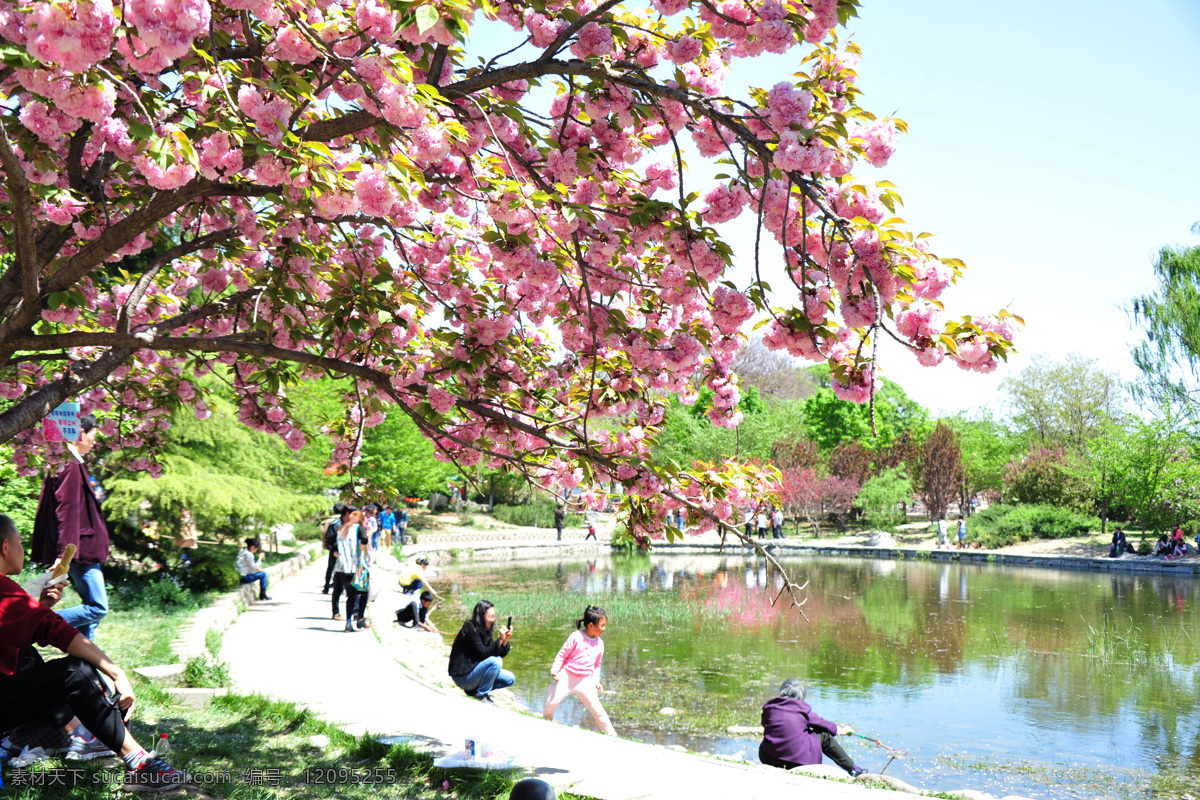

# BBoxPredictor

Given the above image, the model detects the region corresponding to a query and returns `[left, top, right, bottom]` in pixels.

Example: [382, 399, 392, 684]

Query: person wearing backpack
[322, 504, 348, 594]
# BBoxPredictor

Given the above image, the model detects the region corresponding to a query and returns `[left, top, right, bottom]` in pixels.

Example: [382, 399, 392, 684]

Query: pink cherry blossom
[26, 0, 117, 72]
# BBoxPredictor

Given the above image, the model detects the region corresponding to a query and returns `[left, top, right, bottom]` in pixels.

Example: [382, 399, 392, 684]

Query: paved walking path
[219, 555, 912, 800]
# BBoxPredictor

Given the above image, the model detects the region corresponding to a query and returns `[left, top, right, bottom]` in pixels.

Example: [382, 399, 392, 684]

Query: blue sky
[467, 1, 1200, 417]
[827, 0, 1200, 415]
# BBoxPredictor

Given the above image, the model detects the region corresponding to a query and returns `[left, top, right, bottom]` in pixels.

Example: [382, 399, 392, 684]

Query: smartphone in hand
[507, 615, 512, 630]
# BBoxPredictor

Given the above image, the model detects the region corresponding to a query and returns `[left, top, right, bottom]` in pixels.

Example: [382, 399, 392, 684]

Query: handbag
[351, 566, 370, 593]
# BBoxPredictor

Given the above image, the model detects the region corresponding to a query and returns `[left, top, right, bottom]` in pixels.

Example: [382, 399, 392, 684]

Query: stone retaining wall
[169, 542, 323, 662]
[408, 541, 609, 563]
[651, 540, 1200, 576]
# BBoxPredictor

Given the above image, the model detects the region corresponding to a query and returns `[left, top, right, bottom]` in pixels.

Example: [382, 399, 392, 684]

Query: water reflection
[441, 554, 1200, 799]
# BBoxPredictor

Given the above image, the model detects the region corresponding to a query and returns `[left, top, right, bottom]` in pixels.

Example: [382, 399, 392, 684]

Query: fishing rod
[847, 731, 908, 775]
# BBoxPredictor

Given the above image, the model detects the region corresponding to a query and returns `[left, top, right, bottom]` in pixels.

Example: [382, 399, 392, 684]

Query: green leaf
[415, 5, 439, 34]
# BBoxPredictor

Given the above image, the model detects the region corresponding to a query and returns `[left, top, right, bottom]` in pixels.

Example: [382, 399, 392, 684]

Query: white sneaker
[65, 735, 116, 761]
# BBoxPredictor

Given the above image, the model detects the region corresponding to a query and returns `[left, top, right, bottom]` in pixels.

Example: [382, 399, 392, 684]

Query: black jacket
[448, 621, 510, 678]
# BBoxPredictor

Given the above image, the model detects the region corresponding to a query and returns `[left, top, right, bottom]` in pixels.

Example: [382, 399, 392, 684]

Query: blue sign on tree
[44, 401, 81, 443]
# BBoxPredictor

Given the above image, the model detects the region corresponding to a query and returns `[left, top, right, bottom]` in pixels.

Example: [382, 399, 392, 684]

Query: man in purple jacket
[31, 414, 110, 640]
[759, 678, 866, 776]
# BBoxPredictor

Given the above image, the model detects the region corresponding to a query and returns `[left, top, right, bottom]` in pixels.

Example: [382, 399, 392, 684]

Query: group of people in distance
[1149, 525, 1196, 561]
[744, 506, 786, 540]
[1110, 525, 1200, 561]
[934, 514, 968, 548]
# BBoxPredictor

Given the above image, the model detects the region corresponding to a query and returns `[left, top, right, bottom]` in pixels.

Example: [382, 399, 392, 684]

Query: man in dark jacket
[322, 504, 347, 593]
[447, 600, 513, 704]
[31, 414, 109, 640]
[759, 678, 865, 776]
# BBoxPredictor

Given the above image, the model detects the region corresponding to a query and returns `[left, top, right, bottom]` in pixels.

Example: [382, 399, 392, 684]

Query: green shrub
[969, 504, 1098, 548]
[186, 555, 240, 592]
[492, 498, 582, 529]
[108, 567, 199, 611]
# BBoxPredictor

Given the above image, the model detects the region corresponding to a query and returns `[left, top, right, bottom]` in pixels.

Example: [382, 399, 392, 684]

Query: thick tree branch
[299, 109, 381, 142]
[0, 346, 135, 445]
[0, 116, 41, 315]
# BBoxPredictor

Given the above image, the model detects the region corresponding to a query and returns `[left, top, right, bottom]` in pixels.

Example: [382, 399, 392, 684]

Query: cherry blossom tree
[0, 0, 1018, 559]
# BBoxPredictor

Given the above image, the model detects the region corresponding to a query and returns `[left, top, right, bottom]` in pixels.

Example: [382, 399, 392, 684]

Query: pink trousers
[542, 672, 616, 735]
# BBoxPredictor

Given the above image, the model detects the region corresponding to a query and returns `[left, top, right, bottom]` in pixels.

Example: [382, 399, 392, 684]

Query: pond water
[438, 553, 1200, 800]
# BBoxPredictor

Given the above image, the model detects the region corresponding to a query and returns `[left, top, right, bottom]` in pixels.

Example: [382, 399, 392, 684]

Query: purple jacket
[31, 459, 110, 566]
[759, 696, 837, 766]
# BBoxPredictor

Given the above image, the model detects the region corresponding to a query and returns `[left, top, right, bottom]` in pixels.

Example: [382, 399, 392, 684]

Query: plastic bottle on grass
[157, 734, 170, 755]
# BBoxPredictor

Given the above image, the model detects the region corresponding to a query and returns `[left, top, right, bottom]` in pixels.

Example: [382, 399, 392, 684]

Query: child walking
[542, 605, 616, 736]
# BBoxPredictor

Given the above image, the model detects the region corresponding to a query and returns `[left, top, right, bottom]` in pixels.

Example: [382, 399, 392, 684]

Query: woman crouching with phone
[448, 600, 513, 704]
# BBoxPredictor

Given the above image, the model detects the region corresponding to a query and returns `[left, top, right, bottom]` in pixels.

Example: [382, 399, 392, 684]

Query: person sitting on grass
[759, 678, 866, 777]
[395, 591, 439, 632]
[235, 537, 270, 601]
[0, 514, 190, 791]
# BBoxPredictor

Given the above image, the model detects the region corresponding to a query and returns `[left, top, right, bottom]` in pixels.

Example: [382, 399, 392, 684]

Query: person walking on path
[759, 678, 865, 777]
[584, 519, 597, 541]
[331, 510, 367, 631]
[0, 514, 191, 790]
[542, 605, 616, 736]
[363, 504, 381, 554]
[935, 515, 948, 549]
[448, 600, 514, 704]
[379, 505, 396, 550]
[322, 504, 348, 593]
[554, 503, 565, 542]
[956, 515, 967, 549]
[772, 507, 784, 540]
[235, 538, 270, 601]
[397, 506, 409, 546]
[31, 413, 110, 641]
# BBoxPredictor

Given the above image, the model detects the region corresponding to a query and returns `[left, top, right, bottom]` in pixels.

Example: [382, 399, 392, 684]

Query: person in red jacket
[0, 514, 189, 791]
[31, 414, 110, 640]
[758, 678, 866, 776]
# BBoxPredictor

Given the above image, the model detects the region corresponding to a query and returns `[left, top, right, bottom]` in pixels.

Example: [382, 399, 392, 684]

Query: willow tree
[0, 0, 1017, 565]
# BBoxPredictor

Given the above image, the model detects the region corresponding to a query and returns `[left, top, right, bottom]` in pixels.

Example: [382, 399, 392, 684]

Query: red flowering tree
[0, 0, 1017, 548]
[779, 465, 857, 536]
[918, 422, 961, 520]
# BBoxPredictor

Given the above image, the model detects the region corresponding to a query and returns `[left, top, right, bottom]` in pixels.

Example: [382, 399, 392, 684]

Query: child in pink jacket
[542, 605, 616, 735]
